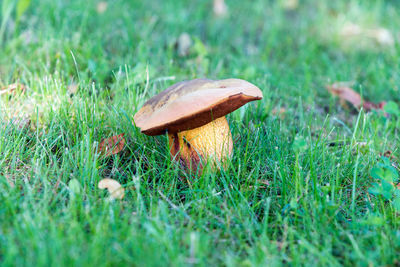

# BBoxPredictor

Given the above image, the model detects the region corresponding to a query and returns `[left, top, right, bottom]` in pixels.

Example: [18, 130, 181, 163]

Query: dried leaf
[96, 1, 108, 14]
[365, 28, 394, 46]
[326, 83, 361, 108]
[282, 0, 298, 10]
[383, 150, 393, 158]
[340, 23, 394, 47]
[98, 133, 126, 157]
[340, 23, 363, 38]
[213, 0, 228, 17]
[363, 101, 386, 111]
[326, 83, 386, 111]
[272, 107, 286, 119]
[381, 150, 397, 162]
[0, 83, 25, 96]
[98, 178, 125, 200]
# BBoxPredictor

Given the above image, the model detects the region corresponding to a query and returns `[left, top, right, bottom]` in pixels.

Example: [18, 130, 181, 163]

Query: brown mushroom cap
[134, 78, 263, 136]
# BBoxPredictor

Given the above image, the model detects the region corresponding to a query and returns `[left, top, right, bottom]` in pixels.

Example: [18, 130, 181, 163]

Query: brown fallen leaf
[282, 0, 299, 10]
[96, 2, 108, 14]
[98, 178, 125, 200]
[365, 28, 394, 46]
[326, 83, 361, 107]
[383, 150, 395, 160]
[213, 0, 228, 17]
[340, 23, 394, 47]
[363, 101, 386, 111]
[326, 83, 386, 111]
[98, 133, 126, 157]
[340, 23, 363, 38]
[271, 107, 287, 119]
[0, 83, 25, 96]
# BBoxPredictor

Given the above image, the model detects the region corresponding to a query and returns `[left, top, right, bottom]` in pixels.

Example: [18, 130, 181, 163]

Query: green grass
[1, 0, 400, 266]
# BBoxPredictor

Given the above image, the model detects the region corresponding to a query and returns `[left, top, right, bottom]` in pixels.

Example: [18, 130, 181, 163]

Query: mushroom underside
[168, 116, 233, 172]
[138, 93, 261, 136]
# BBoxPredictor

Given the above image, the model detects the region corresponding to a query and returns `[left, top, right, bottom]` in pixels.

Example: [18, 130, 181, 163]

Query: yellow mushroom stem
[168, 116, 233, 172]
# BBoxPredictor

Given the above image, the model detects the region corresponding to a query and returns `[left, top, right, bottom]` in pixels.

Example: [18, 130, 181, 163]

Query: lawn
[1, 0, 400, 266]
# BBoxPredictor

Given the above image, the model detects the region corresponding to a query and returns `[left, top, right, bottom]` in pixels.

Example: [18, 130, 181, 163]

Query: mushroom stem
[168, 116, 233, 172]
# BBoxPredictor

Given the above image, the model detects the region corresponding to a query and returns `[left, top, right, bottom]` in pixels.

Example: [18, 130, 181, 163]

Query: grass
[1, 0, 400, 265]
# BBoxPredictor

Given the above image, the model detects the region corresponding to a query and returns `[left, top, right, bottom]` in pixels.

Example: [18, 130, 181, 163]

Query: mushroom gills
[168, 116, 233, 171]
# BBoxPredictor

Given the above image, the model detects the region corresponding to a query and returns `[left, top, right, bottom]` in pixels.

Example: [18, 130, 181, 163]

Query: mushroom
[134, 78, 263, 172]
